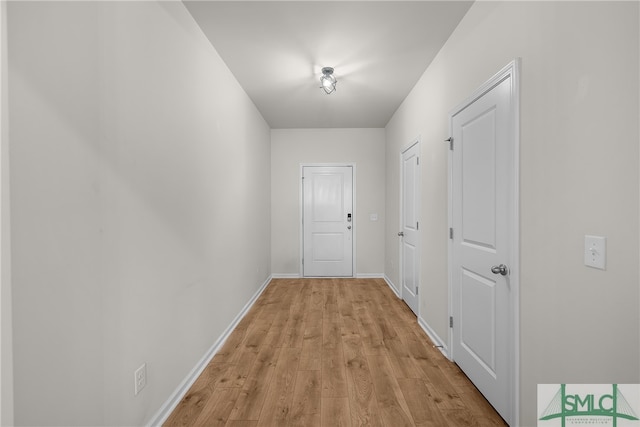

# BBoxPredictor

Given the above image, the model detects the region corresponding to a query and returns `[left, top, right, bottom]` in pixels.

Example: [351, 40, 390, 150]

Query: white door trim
[0, 2, 13, 423]
[299, 163, 356, 278]
[399, 137, 421, 316]
[447, 59, 520, 425]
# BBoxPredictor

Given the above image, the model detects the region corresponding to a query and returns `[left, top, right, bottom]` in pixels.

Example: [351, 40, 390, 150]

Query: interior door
[450, 65, 517, 424]
[302, 166, 353, 277]
[400, 142, 420, 315]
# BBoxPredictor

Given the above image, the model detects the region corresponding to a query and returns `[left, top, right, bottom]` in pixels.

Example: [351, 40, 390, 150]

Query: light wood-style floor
[164, 278, 507, 427]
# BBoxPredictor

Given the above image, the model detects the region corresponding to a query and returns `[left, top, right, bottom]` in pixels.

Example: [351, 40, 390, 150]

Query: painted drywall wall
[8, 2, 270, 425]
[9, 3, 104, 424]
[271, 128, 385, 276]
[385, 1, 639, 425]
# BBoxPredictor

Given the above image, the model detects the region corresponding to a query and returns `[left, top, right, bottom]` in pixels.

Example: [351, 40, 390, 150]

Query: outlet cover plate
[584, 235, 606, 270]
[134, 363, 147, 395]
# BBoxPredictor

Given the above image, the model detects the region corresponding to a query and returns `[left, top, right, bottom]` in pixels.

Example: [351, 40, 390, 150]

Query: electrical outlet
[134, 363, 147, 396]
[584, 235, 606, 270]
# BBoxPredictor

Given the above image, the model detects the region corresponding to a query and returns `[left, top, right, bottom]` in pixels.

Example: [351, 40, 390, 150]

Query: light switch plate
[584, 235, 606, 270]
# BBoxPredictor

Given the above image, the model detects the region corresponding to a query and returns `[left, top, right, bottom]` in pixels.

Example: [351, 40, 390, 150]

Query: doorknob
[398, 231, 404, 236]
[347, 225, 351, 230]
[491, 264, 509, 276]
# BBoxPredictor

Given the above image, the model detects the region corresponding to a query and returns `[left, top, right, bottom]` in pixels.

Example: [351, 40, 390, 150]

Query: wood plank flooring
[164, 278, 507, 427]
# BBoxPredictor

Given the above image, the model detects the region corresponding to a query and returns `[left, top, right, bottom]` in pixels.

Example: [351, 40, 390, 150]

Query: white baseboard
[383, 274, 400, 298]
[417, 316, 449, 359]
[272, 273, 385, 279]
[147, 275, 273, 426]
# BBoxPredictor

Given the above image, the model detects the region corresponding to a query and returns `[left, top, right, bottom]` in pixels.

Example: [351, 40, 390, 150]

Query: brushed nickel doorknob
[491, 264, 509, 276]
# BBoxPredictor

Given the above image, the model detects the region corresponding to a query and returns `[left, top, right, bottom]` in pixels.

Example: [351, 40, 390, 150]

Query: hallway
[165, 278, 506, 426]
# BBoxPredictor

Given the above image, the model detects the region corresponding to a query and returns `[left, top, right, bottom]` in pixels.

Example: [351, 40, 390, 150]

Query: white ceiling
[183, 1, 473, 129]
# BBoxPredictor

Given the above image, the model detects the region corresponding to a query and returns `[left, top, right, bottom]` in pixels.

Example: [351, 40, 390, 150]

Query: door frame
[299, 163, 356, 278]
[398, 138, 421, 315]
[447, 59, 520, 425]
[0, 2, 13, 423]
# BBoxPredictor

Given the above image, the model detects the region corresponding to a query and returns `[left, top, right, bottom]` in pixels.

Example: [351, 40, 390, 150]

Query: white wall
[8, 2, 270, 425]
[271, 128, 385, 276]
[385, 2, 639, 425]
[9, 3, 104, 424]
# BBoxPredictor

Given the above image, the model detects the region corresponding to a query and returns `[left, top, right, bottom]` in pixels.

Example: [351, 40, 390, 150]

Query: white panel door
[302, 166, 353, 277]
[450, 66, 517, 424]
[400, 142, 420, 315]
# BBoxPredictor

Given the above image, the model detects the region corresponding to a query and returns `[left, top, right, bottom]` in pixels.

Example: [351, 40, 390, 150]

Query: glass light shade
[320, 67, 337, 94]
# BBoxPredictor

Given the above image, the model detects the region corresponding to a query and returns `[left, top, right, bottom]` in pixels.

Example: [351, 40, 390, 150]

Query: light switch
[370, 213, 378, 221]
[584, 235, 606, 270]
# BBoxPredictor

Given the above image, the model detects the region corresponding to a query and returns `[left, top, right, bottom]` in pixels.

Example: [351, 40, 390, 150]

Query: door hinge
[450, 316, 453, 328]
[449, 228, 453, 239]
[416, 222, 419, 230]
[302, 258, 304, 265]
[416, 156, 420, 165]
[415, 286, 419, 295]
[445, 137, 453, 150]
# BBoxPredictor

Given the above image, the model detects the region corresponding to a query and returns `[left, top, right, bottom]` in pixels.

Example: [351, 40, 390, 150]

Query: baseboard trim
[272, 273, 385, 279]
[356, 273, 384, 278]
[271, 273, 300, 278]
[147, 275, 273, 426]
[383, 274, 400, 298]
[417, 316, 449, 359]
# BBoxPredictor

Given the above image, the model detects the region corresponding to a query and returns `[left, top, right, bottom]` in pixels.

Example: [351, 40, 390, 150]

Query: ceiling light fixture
[320, 67, 337, 94]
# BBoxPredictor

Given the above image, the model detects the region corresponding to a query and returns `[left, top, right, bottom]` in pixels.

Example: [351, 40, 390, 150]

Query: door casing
[300, 163, 356, 277]
[447, 59, 520, 425]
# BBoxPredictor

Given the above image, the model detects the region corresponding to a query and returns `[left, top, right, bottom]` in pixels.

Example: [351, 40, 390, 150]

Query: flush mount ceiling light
[320, 67, 337, 94]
